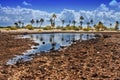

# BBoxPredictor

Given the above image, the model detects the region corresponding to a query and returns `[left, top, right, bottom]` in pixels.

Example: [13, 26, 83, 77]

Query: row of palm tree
[14, 14, 119, 31]
[30, 18, 44, 28]
[14, 21, 24, 28]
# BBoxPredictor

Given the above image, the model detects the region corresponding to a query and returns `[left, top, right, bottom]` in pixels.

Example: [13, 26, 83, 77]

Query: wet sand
[0, 32, 120, 80]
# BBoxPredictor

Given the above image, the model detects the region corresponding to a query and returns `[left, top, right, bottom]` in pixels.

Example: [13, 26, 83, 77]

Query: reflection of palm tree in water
[66, 35, 70, 43]
[86, 34, 89, 40]
[68, 35, 71, 44]
[39, 34, 44, 44]
[89, 34, 93, 39]
[36, 35, 39, 40]
[79, 34, 83, 42]
[72, 34, 76, 42]
[61, 33, 64, 47]
[30, 35, 33, 39]
[49, 34, 56, 50]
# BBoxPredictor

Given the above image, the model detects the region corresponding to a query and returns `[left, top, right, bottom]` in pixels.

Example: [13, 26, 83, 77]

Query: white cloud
[109, 0, 118, 6]
[0, 3, 120, 27]
[109, 0, 120, 8]
[59, 9, 76, 22]
[98, 4, 109, 11]
[22, 1, 32, 6]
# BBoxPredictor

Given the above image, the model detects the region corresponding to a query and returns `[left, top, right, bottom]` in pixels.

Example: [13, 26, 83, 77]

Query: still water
[7, 33, 95, 65]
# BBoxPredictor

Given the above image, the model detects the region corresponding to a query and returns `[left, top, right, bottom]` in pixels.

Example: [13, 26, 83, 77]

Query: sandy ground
[0, 31, 120, 80]
[0, 28, 118, 33]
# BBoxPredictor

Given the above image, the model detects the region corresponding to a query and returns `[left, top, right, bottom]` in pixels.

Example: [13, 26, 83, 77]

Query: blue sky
[0, 0, 120, 27]
[0, 0, 112, 12]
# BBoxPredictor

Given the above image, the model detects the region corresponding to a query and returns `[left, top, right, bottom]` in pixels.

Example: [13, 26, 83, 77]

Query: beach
[0, 31, 120, 80]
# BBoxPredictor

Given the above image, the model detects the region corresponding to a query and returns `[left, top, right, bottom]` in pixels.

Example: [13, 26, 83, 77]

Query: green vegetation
[61, 26, 79, 31]
[10, 26, 18, 30]
[25, 25, 34, 30]
[0, 14, 119, 32]
[43, 26, 52, 30]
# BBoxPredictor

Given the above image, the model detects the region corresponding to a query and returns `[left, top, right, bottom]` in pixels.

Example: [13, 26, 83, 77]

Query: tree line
[14, 14, 119, 31]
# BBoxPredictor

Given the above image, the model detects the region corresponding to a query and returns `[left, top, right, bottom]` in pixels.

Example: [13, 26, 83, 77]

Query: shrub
[74, 27, 80, 31]
[10, 26, 18, 30]
[5, 28, 10, 31]
[56, 26, 62, 29]
[65, 26, 72, 30]
[83, 28, 90, 31]
[38, 29, 42, 32]
[43, 26, 52, 30]
[62, 27, 66, 30]
[25, 25, 34, 30]
[79, 26, 83, 30]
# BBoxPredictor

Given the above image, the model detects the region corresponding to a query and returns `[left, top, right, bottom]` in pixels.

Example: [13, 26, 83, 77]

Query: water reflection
[7, 33, 95, 65]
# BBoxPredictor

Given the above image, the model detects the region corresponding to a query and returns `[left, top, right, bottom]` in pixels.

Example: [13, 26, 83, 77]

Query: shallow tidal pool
[7, 33, 96, 65]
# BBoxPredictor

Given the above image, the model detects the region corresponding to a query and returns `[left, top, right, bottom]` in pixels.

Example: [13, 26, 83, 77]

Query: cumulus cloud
[0, 5, 51, 26]
[109, 0, 120, 8]
[109, 0, 118, 6]
[22, 1, 32, 6]
[0, 3, 120, 27]
[59, 9, 75, 22]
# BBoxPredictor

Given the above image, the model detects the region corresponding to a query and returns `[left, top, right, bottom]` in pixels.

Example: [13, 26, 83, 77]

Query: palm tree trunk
[40, 23, 42, 28]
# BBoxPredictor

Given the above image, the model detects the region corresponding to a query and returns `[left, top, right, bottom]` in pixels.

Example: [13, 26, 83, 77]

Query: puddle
[7, 33, 96, 65]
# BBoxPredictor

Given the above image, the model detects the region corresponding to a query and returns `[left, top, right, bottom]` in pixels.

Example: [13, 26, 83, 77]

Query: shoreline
[0, 32, 120, 79]
[0, 29, 119, 34]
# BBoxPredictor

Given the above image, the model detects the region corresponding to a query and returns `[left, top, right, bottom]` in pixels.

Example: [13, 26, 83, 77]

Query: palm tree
[22, 22, 24, 28]
[69, 20, 71, 26]
[30, 19, 35, 27]
[50, 18, 53, 27]
[90, 19, 93, 27]
[72, 20, 76, 26]
[52, 14, 57, 28]
[14, 22, 19, 28]
[87, 22, 90, 28]
[61, 20, 65, 28]
[110, 23, 112, 30]
[18, 20, 22, 28]
[36, 19, 39, 27]
[115, 21, 119, 31]
[97, 21, 104, 31]
[40, 18, 44, 28]
[80, 16, 84, 28]
[80, 21, 83, 29]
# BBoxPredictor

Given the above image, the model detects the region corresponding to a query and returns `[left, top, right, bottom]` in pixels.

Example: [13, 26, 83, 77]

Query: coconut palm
[14, 22, 19, 28]
[80, 21, 83, 28]
[18, 20, 22, 28]
[115, 21, 119, 31]
[22, 22, 24, 28]
[90, 19, 93, 26]
[72, 20, 76, 26]
[80, 16, 84, 28]
[87, 22, 90, 28]
[69, 20, 71, 26]
[52, 14, 57, 28]
[36, 19, 39, 27]
[30, 19, 35, 27]
[97, 21, 104, 31]
[40, 18, 44, 28]
[110, 23, 112, 30]
[61, 20, 65, 28]
[50, 18, 53, 27]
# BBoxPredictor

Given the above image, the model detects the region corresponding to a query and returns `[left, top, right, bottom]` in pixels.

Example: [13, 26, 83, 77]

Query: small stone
[97, 51, 100, 54]
[91, 73, 98, 77]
